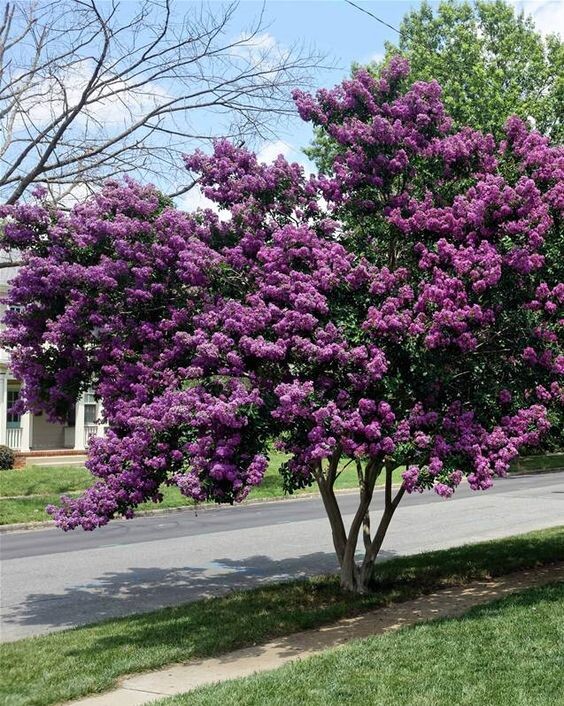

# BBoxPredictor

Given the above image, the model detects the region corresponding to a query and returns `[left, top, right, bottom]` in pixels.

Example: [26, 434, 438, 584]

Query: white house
[0, 264, 105, 464]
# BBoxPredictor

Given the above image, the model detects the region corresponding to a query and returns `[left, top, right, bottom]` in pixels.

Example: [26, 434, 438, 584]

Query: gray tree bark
[316, 454, 405, 593]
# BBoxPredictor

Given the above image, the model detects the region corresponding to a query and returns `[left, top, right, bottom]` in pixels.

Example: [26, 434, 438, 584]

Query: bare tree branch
[0, 0, 329, 205]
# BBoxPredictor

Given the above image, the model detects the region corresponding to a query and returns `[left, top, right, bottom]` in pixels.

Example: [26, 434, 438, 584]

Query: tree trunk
[316, 462, 347, 566]
[359, 465, 405, 589]
[337, 458, 382, 592]
[358, 507, 394, 588]
[338, 493, 372, 591]
[339, 553, 361, 592]
[316, 455, 405, 594]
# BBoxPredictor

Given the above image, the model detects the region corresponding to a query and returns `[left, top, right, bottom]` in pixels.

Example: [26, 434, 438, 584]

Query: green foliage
[0, 444, 15, 470]
[390, 0, 562, 140]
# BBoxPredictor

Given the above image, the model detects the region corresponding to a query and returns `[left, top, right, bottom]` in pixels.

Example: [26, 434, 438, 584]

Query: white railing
[6, 427, 22, 450]
[84, 425, 98, 447]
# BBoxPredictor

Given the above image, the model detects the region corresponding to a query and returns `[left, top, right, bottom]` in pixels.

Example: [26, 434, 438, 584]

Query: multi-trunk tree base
[316, 456, 404, 593]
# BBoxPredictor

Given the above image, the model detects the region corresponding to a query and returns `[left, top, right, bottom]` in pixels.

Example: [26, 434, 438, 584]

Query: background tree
[309, 0, 562, 172]
[0, 0, 325, 205]
[388, 0, 562, 141]
[1, 59, 562, 592]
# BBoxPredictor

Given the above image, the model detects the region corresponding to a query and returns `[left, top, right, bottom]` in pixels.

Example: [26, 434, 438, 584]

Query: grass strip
[159, 581, 564, 706]
[1, 526, 563, 706]
[3, 451, 561, 526]
[0, 456, 404, 525]
[0, 466, 90, 498]
[511, 452, 564, 474]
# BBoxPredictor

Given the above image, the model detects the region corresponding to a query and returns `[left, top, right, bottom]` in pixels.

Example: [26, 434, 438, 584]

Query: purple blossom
[1, 62, 561, 531]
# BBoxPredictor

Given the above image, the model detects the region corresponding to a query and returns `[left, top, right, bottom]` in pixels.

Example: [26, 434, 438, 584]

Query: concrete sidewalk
[68, 562, 564, 706]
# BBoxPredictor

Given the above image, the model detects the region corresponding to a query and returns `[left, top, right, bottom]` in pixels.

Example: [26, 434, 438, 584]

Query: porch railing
[84, 425, 98, 447]
[7, 427, 22, 450]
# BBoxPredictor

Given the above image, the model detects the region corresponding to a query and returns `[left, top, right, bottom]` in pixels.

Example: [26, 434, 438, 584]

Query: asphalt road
[1, 472, 563, 642]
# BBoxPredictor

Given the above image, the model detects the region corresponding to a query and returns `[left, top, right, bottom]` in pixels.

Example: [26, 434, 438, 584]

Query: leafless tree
[0, 0, 326, 205]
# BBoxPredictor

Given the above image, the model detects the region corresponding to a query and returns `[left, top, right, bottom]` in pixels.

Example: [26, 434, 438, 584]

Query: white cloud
[177, 184, 220, 213]
[12, 59, 170, 132]
[508, 1, 564, 37]
[48, 181, 93, 207]
[238, 32, 278, 55]
[257, 138, 315, 177]
[233, 32, 290, 70]
[176, 182, 232, 222]
[361, 51, 384, 66]
[257, 139, 292, 163]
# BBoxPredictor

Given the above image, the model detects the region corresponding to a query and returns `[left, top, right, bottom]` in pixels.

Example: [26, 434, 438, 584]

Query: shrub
[0, 444, 15, 470]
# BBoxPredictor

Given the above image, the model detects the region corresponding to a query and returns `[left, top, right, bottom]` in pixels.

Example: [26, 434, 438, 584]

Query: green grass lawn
[1, 526, 562, 706]
[0, 451, 561, 525]
[159, 581, 564, 706]
[511, 452, 564, 474]
[0, 465, 92, 524]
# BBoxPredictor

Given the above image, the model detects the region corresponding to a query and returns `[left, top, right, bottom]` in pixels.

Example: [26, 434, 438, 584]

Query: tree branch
[0, 0, 330, 204]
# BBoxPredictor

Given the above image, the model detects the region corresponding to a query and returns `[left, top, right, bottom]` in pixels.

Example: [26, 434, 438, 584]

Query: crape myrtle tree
[1, 58, 562, 592]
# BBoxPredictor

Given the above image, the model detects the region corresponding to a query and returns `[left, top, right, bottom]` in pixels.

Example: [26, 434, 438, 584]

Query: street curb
[1, 467, 560, 535]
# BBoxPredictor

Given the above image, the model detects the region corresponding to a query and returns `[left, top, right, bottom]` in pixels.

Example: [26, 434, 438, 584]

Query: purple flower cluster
[1, 62, 561, 530]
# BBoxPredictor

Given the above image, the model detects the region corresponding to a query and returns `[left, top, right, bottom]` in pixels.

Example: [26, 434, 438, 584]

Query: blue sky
[205, 0, 427, 171]
[233, 0, 410, 68]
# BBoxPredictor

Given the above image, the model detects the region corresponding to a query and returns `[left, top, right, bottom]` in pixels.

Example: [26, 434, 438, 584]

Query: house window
[7, 389, 21, 428]
[84, 390, 97, 425]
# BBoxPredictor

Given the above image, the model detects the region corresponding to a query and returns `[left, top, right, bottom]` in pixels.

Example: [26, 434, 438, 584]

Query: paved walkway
[68, 562, 564, 706]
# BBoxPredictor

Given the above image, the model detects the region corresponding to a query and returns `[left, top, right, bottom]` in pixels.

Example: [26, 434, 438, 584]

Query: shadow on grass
[370, 529, 564, 590]
[198, 565, 564, 666]
[1, 528, 562, 706]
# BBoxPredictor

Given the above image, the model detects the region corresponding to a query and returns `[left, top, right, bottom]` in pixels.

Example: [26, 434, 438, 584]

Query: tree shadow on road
[2, 549, 395, 638]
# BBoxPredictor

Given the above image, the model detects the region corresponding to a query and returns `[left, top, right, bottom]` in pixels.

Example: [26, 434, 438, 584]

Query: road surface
[1, 471, 563, 641]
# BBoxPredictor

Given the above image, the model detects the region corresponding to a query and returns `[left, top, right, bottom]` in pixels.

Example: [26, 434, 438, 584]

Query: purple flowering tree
[1, 58, 562, 592]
